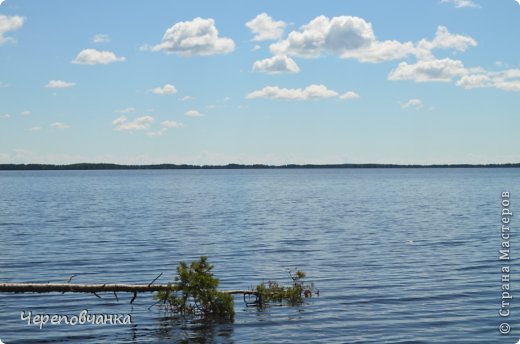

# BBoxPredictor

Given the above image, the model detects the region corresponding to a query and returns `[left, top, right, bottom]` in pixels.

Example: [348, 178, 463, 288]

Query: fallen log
[0, 283, 257, 296]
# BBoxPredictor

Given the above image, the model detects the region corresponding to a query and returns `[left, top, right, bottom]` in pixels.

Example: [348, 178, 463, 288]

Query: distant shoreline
[1, 163, 519, 170]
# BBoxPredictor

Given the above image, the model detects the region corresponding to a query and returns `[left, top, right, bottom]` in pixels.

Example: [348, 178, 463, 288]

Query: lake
[0, 168, 518, 343]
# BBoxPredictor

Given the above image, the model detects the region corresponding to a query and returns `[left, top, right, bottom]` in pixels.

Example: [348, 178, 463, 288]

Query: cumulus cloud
[269, 16, 477, 65]
[152, 84, 177, 95]
[147, 129, 166, 137]
[161, 120, 183, 128]
[246, 13, 286, 41]
[339, 91, 360, 100]
[180, 95, 195, 101]
[252, 55, 300, 74]
[21, 110, 30, 116]
[185, 110, 203, 117]
[29, 126, 42, 132]
[401, 99, 424, 110]
[51, 122, 69, 129]
[388, 58, 468, 82]
[456, 74, 491, 89]
[457, 69, 520, 91]
[270, 15, 415, 63]
[147, 17, 234, 56]
[341, 40, 416, 63]
[72, 49, 126, 65]
[389, 54, 520, 92]
[93, 34, 110, 44]
[440, 0, 480, 9]
[0, 15, 25, 44]
[147, 120, 184, 136]
[246, 84, 340, 101]
[415, 26, 477, 60]
[430, 26, 477, 51]
[45, 80, 76, 89]
[115, 107, 135, 114]
[112, 115, 154, 131]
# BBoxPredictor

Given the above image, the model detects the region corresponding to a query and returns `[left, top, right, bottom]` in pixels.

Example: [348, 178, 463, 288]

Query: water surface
[0, 168, 518, 343]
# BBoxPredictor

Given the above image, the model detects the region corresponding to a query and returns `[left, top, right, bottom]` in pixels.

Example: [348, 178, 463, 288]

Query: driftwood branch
[0, 283, 257, 296]
[148, 272, 163, 287]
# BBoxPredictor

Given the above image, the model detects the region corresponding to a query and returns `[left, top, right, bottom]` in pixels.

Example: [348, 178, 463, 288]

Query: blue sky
[0, 0, 519, 165]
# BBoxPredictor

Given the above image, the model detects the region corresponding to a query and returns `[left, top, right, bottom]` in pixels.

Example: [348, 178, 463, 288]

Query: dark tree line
[0, 163, 519, 170]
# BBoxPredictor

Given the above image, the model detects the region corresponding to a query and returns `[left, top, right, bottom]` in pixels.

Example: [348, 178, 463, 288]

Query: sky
[0, 0, 519, 165]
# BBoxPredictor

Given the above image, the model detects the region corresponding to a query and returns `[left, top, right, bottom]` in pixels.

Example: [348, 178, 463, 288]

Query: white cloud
[0, 81, 9, 88]
[339, 91, 360, 100]
[147, 120, 184, 137]
[51, 122, 69, 129]
[456, 74, 491, 89]
[93, 34, 110, 44]
[147, 17, 234, 56]
[180, 95, 195, 101]
[492, 70, 520, 91]
[115, 107, 136, 114]
[45, 80, 76, 89]
[185, 110, 203, 117]
[430, 26, 477, 51]
[147, 120, 184, 136]
[1, 114, 10, 119]
[270, 15, 415, 63]
[112, 115, 154, 131]
[72, 49, 126, 65]
[246, 84, 340, 101]
[270, 16, 476, 65]
[270, 15, 368, 58]
[0, 15, 25, 45]
[388, 58, 468, 82]
[161, 120, 183, 128]
[147, 129, 167, 137]
[401, 99, 424, 110]
[29, 126, 42, 132]
[440, 0, 480, 9]
[252, 55, 300, 74]
[389, 56, 520, 92]
[246, 13, 286, 41]
[21, 110, 30, 116]
[341, 40, 416, 63]
[152, 84, 177, 95]
[457, 69, 520, 91]
[415, 26, 477, 60]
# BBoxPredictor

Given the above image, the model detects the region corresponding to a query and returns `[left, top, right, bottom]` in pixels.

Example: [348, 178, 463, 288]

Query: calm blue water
[0, 168, 518, 343]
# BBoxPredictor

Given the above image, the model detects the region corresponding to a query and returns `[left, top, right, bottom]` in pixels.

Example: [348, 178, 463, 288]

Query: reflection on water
[156, 317, 234, 344]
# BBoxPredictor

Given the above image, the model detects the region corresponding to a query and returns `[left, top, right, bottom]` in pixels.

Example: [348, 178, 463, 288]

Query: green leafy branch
[154, 256, 234, 321]
[255, 270, 316, 306]
[154, 257, 317, 321]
